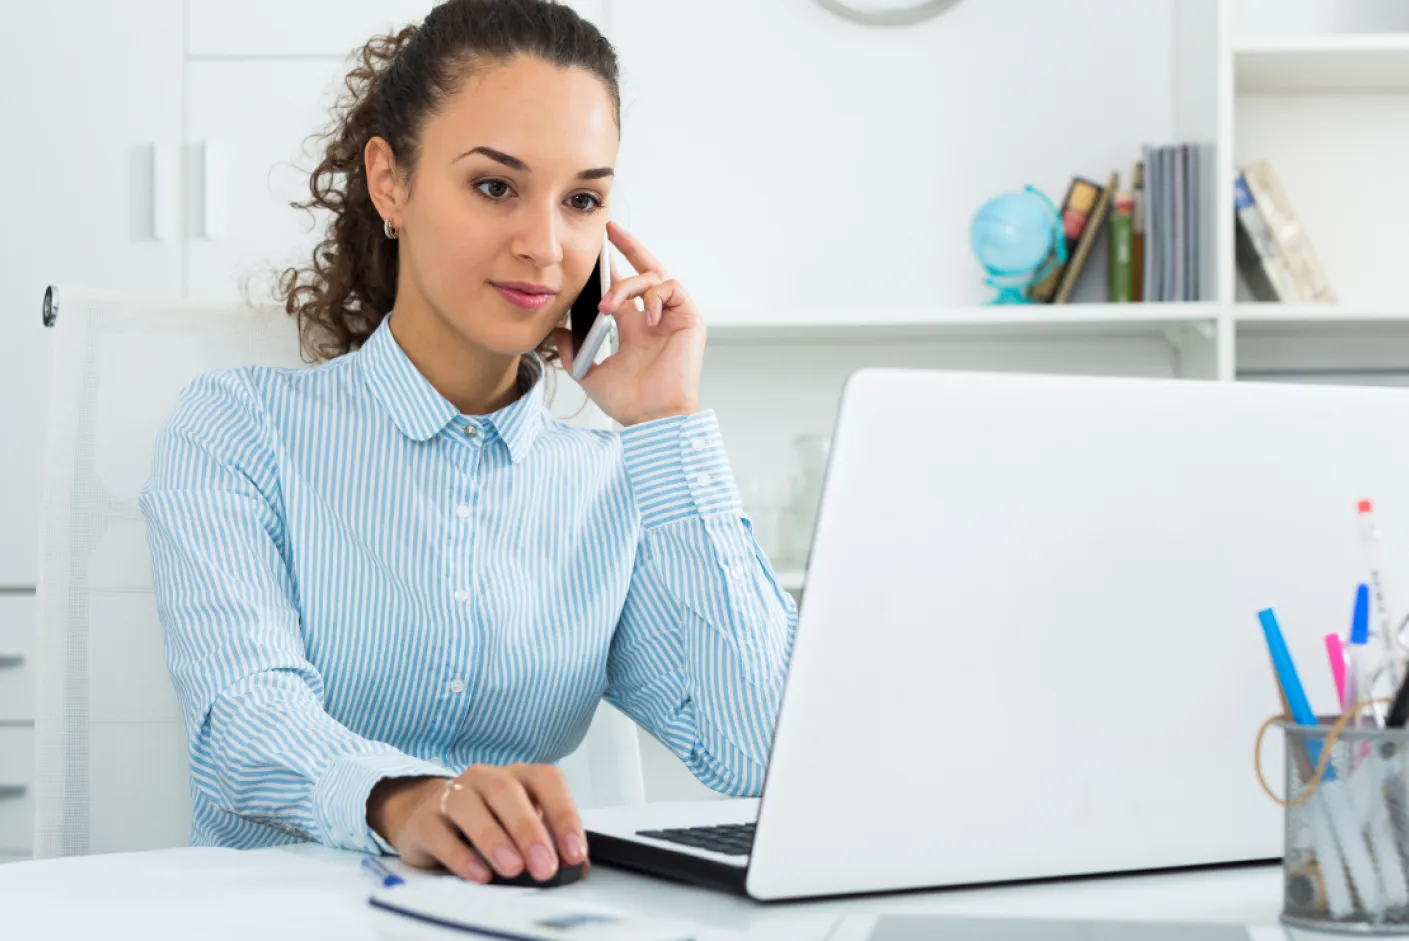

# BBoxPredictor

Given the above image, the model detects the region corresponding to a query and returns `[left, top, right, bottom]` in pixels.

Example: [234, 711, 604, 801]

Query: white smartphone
[569, 231, 614, 381]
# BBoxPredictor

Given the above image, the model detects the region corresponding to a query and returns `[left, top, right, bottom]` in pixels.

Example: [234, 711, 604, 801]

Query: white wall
[608, 0, 1178, 315]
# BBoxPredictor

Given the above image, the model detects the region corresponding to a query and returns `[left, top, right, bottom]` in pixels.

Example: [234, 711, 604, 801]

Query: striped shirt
[137, 314, 798, 855]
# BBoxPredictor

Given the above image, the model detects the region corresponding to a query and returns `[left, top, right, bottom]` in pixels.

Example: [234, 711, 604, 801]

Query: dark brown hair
[276, 0, 621, 363]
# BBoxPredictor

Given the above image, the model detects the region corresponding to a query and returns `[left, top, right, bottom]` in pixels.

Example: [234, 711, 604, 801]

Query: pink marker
[1325, 632, 1348, 707]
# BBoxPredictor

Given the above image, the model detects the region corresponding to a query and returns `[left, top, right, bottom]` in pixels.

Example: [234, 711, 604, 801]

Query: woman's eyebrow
[455, 145, 614, 180]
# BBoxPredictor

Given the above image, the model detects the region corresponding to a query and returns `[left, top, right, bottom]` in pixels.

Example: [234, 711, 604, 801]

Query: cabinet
[0, 595, 36, 860]
[0, 0, 184, 588]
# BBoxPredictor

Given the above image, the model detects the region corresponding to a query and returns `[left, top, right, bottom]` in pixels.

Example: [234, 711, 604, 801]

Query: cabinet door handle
[0, 785, 25, 800]
[0, 655, 21, 669]
[202, 139, 225, 240]
[151, 140, 179, 242]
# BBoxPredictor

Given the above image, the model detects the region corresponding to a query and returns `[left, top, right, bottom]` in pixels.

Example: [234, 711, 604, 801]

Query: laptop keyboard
[636, 823, 755, 857]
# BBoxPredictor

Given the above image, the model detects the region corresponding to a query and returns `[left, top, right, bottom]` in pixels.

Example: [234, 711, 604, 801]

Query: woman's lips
[492, 283, 555, 310]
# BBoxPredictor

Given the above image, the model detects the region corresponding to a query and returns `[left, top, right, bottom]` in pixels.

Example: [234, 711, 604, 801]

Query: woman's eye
[475, 180, 512, 200]
[567, 192, 602, 213]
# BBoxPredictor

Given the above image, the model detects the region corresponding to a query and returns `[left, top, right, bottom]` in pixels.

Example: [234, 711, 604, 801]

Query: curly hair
[275, 0, 621, 363]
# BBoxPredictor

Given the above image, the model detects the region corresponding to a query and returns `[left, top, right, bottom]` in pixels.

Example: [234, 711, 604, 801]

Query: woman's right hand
[367, 764, 589, 884]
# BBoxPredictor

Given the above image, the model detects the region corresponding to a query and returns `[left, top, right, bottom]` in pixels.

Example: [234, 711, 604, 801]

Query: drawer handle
[0, 785, 25, 800]
[0, 655, 22, 669]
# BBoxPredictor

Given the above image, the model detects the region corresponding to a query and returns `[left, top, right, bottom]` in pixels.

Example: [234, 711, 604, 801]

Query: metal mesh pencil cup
[1278, 720, 1409, 933]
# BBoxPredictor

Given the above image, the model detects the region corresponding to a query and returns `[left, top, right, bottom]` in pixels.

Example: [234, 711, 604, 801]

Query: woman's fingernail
[563, 833, 585, 862]
[492, 845, 523, 876]
[528, 843, 557, 879]
[465, 857, 492, 884]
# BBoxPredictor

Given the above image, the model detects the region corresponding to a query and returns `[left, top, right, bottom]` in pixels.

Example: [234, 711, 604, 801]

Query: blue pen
[1347, 584, 1374, 724]
[362, 855, 406, 888]
[1258, 608, 1334, 779]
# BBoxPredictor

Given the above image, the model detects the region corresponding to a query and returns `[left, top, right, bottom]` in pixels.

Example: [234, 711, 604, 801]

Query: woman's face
[395, 55, 618, 356]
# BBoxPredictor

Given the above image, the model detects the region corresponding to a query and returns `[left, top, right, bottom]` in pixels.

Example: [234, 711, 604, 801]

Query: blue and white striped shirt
[137, 314, 798, 855]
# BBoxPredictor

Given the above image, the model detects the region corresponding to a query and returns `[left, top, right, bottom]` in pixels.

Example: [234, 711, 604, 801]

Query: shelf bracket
[1162, 321, 1216, 350]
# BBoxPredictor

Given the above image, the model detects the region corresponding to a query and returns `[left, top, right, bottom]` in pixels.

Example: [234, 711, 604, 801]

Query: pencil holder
[1272, 719, 1409, 933]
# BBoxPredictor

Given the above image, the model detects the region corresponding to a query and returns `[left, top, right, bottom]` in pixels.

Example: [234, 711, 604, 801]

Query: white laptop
[584, 367, 1409, 901]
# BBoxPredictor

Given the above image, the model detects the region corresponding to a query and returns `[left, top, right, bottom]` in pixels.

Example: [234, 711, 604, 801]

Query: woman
[138, 0, 797, 886]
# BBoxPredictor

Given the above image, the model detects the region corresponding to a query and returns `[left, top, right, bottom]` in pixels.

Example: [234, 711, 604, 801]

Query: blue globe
[970, 186, 1064, 304]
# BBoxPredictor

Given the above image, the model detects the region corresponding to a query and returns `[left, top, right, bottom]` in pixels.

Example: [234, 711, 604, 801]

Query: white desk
[0, 845, 1292, 941]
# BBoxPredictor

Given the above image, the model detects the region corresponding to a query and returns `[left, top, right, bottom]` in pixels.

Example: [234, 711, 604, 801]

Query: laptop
[584, 367, 1409, 901]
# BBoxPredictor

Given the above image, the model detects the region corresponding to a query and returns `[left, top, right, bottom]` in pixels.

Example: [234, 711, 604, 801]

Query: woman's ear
[364, 136, 405, 226]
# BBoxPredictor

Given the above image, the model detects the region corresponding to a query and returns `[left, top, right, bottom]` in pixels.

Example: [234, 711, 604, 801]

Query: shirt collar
[358, 315, 547, 463]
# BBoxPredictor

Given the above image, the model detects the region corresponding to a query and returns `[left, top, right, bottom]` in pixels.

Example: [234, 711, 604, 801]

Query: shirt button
[694, 473, 712, 487]
[456, 504, 472, 519]
[691, 437, 708, 451]
[453, 589, 469, 604]
[449, 679, 467, 694]
[464, 425, 478, 438]
[729, 563, 746, 580]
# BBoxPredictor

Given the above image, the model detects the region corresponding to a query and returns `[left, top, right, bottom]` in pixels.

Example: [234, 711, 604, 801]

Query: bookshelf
[706, 302, 1219, 341]
[1229, 2, 1409, 385]
[1234, 32, 1409, 94]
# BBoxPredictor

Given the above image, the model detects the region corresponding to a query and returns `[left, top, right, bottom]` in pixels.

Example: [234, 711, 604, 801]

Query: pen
[1357, 500, 1405, 688]
[1326, 631, 1348, 712]
[362, 855, 406, 888]
[1386, 667, 1409, 729]
[1345, 584, 1374, 727]
[1259, 608, 1385, 916]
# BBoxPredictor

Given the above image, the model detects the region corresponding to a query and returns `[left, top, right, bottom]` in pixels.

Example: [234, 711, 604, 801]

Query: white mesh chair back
[33, 286, 643, 858]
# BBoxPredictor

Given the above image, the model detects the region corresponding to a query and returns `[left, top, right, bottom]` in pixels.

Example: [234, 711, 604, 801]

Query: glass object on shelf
[776, 433, 831, 572]
[739, 475, 789, 566]
[969, 185, 1066, 305]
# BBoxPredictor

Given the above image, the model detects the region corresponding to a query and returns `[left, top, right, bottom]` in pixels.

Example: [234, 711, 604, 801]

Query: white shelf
[1235, 304, 1409, 335]
[1235, 32, 1409, 94]
[706, 303, 1219, 342]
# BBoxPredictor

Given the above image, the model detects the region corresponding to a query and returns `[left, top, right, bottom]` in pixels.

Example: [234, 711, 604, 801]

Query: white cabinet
[0, 726, 34, 857]
[184, 59, 358, 307]
[0, 0, 184, 588]
[0, 594, 35, 859]
[0, 596, 34, 724]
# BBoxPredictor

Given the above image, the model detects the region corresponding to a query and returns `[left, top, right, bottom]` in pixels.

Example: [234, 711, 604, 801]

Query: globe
[969, 186, 1065, 304]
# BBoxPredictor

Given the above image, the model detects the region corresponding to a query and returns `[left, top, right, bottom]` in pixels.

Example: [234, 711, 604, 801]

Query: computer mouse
[488, 861, 586, 888]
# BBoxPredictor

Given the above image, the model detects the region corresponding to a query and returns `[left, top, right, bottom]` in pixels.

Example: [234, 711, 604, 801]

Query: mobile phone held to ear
[569, 232, 614, 382]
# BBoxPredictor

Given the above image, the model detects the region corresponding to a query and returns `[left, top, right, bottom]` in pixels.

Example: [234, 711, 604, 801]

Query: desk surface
[0, 844, 1289, 941]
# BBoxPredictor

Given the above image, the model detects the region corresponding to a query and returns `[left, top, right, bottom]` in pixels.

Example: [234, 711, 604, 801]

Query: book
[1143, 145, 1160, 302]
[1108, 190, 1134, 303]
[1233, 174, 1299, 301]
[1029, 177, 1104, 303]
[1171, 146, 1186, 301]
[1054, 170, 1118, 304]
[1131, 161, 1146, 302]
[1240, 160, 1335, 303]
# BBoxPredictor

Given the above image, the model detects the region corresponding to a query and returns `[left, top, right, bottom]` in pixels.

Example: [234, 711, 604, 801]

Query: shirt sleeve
[138, 370, 453, 855]
[605, 410, 799, 796]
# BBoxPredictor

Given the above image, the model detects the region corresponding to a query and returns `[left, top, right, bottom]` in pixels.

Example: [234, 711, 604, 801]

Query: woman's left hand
[554, 221, 704, 427]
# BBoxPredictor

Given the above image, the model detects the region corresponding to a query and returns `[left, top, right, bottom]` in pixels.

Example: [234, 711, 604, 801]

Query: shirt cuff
[315, 750, 455, 855]
[620, 410, 742, 530]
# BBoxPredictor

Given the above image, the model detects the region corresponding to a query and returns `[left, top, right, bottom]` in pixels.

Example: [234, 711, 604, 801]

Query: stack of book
[1027, 142, 1214, 304]
[1233, 160, 1335, 303]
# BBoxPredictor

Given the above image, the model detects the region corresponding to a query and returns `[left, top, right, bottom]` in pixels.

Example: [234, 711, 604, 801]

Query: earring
[384, 219, 399, 240]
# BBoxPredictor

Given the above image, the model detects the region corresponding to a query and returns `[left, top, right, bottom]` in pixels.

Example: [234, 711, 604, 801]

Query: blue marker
[1352, 584, 1371, 647]
[1258, 607, 1333, 777]
[1346, 584, 1372, 722]
[361, 855, 406, 888]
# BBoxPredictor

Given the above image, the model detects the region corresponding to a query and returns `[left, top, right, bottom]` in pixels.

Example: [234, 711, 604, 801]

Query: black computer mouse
[488, 861, 586, 888]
